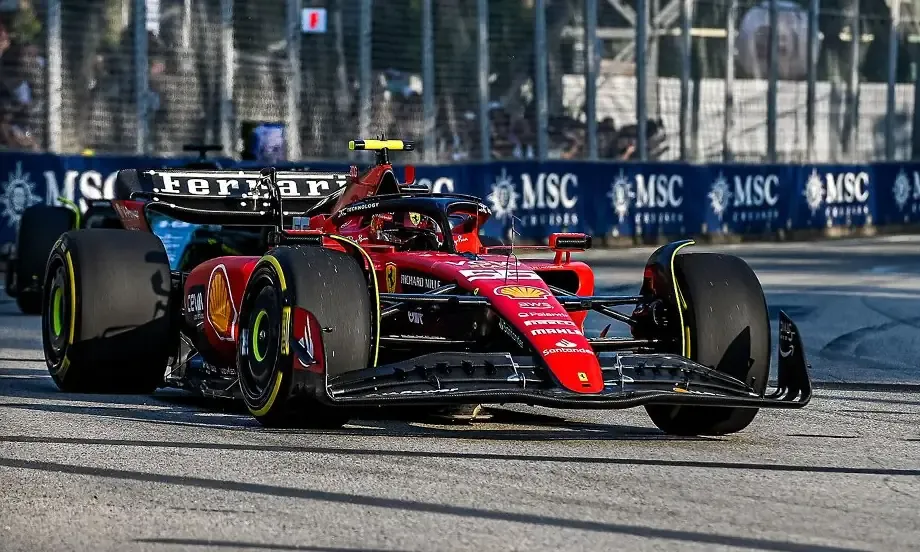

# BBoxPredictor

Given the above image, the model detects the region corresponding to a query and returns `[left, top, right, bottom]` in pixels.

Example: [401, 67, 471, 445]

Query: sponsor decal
[708, 171, 781, 223]
[372, 387, 461, 397]
[578, 372, 589, 382]
[207, 264, 237, 340]
[297, 318, 316, 367]
[409, 212, 422, 225]
[460, 268, 542, 282]
[498, 319, 525, 348]
[541, 339, 593, 356]
[401, 273, 441, 290]
[607, 168, 685, 228]
[523, 319, 577, 327]
[408, 311, 424, 325]
[487, 167, 579, 227]
[495, 285, 549, 299]
[803, 169, 870, 218]
[186, 290, 204, 314]
[150, 171, 348, 198]
[542, 346, 594, 356]
[385, 263, 398, 293]
[530, 327, 582, 336]
[340, 201, 380, 215]
[518, 301, 554, 310]
[518, 311, 568, 318]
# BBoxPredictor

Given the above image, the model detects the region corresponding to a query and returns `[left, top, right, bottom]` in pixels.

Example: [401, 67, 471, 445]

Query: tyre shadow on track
[0, 373, 705, 443]
[0, 454, 881, 552]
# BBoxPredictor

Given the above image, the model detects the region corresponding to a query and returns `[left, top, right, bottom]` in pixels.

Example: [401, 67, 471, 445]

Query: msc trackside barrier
[0, 150, 918, 250]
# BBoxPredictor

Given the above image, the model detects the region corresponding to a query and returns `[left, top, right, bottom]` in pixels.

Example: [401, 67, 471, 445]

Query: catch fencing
[0, 0, 917, 164]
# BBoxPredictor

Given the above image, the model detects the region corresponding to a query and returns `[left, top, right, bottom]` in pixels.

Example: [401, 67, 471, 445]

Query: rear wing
[121, 167, 349, 226]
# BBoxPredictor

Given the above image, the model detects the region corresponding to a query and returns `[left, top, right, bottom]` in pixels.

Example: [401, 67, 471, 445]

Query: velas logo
[495, 285, 548, 299]
[208, 264, 237, 340]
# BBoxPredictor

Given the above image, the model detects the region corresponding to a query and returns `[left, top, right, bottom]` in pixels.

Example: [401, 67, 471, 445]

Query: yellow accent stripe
[349, 139, 406, 151]
[669, 240, 695, 357]
[328, 235, 381, 368]
[65, 251, 76, 345]
[57, 197, 81, 229]
[248, 371, 283, 417]
[280, 306, 291, 355]
[259, 255, 287, 291]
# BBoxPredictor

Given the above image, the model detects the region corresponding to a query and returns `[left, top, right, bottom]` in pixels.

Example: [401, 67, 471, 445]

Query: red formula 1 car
[40, 139, 812, 436]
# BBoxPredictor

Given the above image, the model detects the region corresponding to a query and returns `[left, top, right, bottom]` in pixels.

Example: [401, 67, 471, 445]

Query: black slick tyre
[645, 252, 771, 436]
[14, 205, 76, 314]
[237, 246, 372, 428]
[41, 229, 174, 393]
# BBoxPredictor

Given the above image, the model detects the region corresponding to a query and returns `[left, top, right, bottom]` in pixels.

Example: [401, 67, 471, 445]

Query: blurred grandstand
[0, 0, 915, 163]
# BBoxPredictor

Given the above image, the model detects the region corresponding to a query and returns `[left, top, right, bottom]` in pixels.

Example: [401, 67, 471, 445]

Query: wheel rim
[44, 262, 69, 357]
[251, 309, 268, 363]
[239, 280, 282, 403]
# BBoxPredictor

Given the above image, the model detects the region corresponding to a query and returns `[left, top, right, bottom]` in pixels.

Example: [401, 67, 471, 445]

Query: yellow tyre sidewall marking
[669, 241, 694, 358]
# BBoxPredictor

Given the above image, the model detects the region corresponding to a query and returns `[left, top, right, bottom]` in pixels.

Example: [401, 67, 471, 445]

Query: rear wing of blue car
[117, 167, 350, 227]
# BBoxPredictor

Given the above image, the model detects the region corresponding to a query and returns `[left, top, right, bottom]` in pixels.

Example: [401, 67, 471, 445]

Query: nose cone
[482, 283, 604, 393]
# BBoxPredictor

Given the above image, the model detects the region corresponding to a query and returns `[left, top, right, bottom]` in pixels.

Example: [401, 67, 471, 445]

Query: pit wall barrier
[0, 150, 918, 249]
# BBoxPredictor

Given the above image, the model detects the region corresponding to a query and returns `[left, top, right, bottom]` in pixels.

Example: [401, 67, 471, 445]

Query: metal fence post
[477, 0, 491, 162]
[358, 0, 372, 142]
[421, 0, 436, 163]
[181, 0, 193, 73]
[886, 0, 901, 161]
[846, 0, 860, 155]
[767, 0, 778, 162]
[679, 0, 692, 161]
[584, 0, 598, 160]
[220, 0, 235, 158]
[134, 0, 149, 155]
[535, 0, 549, 161]
[806, 0, 819, 162]
[286, 0, 302, 161]
[45, 0, 62, 154]
[636, 0, 648, 161]
[723, 0, 736, 162]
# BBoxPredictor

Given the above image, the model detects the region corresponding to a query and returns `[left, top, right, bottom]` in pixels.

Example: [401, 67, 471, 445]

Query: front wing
[321, 311, 812, 410]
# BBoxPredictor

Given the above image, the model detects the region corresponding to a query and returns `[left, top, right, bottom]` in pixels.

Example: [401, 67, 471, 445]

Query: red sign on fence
[302, 8, 327, 34]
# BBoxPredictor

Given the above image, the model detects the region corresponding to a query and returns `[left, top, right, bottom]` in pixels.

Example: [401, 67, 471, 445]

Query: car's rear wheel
[13, 205, 75, 314]
[237, 246, 372, 428]
[645, 252, 771, 436]
[42, 229, 175, 393]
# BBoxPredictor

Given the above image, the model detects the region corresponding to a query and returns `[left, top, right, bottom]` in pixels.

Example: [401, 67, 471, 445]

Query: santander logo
[556, 339, 577, 348]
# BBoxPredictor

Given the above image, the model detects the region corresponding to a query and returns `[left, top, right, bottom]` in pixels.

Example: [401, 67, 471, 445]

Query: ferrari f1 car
[40, 139, 812, 436]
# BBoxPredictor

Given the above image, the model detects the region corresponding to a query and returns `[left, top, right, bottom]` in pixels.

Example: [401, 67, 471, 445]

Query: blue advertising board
[0, 149, 914, 251]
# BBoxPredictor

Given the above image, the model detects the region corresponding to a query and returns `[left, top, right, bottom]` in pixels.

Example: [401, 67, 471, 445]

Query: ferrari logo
[385, 263, 397, 292]
[578, 372, 588, 382]
[409, 212, 422, 225]
[495, 285, 548, 299]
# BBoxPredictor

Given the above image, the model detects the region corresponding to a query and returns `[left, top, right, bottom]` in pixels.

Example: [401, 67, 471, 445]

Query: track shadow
[134, 540, 403, 552]
[0, 455, 871, 552]
[2, 435, 918, 477]
[0, 366, 712, 442]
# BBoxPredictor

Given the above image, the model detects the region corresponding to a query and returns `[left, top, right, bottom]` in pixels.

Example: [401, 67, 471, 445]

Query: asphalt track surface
[1, 235, 919, 552]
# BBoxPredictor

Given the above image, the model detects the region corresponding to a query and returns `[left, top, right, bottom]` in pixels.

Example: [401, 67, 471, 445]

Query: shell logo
[208, 265, 236, 338]
[495, 285, 548, 299]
